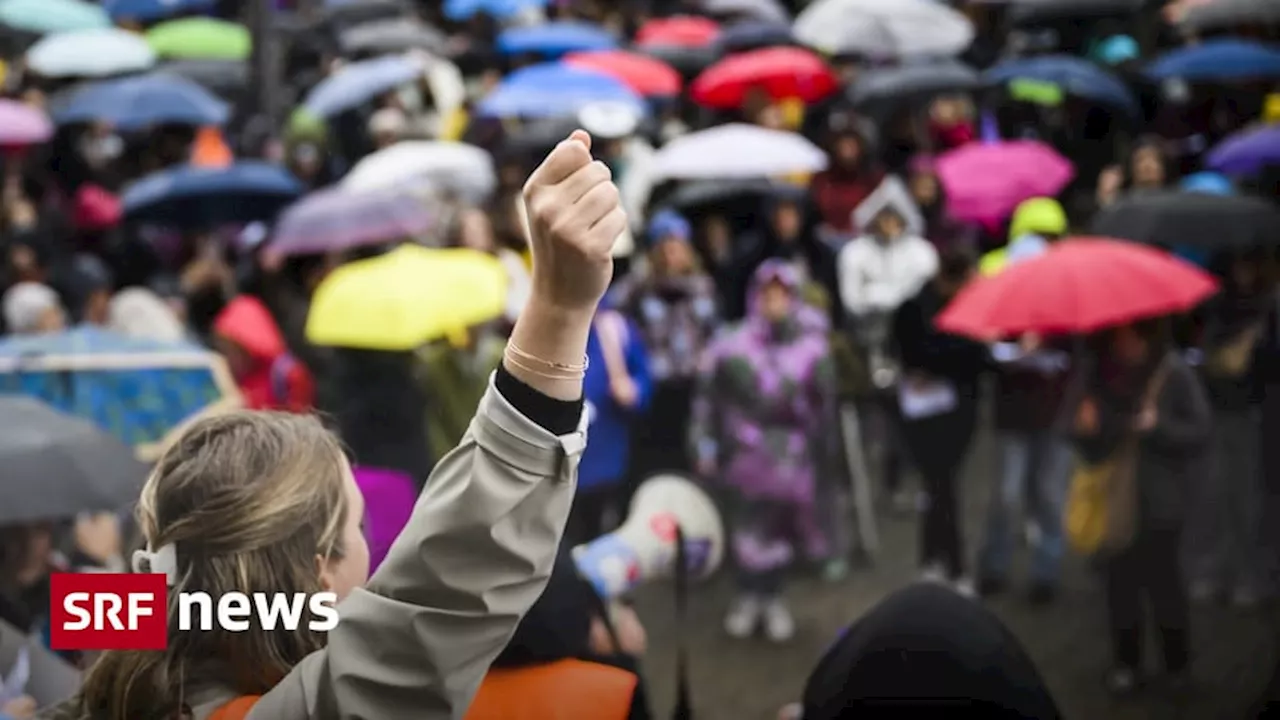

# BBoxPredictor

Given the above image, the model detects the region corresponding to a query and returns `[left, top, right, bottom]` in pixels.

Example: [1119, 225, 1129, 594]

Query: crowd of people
[0, 0, 1278, 717]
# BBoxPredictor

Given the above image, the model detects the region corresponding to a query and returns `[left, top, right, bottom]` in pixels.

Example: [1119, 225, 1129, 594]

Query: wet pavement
[631, 420, 1278, 720]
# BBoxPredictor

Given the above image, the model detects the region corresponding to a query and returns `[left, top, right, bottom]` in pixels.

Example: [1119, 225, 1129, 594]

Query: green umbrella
[146, 18, 251, 61]
[0, 0, 109, 34]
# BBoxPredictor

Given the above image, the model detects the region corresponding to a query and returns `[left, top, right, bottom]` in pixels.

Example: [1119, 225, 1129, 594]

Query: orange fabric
[192, 126, 233, 168]
[465, 659, 637, 720]
[208, 695, 261, 720]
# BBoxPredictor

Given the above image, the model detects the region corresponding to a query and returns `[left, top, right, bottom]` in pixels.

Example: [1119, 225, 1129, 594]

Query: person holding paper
[891, 249, 989, 594]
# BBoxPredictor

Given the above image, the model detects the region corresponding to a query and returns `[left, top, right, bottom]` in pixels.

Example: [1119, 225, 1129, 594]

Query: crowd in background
[0, 0, 1278, 716]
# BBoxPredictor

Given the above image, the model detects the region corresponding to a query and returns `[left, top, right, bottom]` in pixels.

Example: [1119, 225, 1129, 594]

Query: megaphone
[573, 474, 725, 600]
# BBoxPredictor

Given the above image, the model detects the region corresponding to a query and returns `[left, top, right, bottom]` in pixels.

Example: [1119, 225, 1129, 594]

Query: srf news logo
[49, 574, 339, 651]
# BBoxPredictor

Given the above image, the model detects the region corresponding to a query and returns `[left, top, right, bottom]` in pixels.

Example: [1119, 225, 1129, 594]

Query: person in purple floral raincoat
[690, 260, 838, 644]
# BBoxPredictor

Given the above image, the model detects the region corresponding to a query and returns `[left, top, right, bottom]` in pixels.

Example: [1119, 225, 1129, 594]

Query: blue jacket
[580, 313, 652, 491]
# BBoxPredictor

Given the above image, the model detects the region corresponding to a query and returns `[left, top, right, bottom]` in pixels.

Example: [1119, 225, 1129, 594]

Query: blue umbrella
[985, 55, 1139, 117]
[443, 0, 545, 21]
[0, 327, 235, 450]
[496, 21, 617, 57]
[103, 0, 216, 22]
[1145, 39, 1280, 81]
[476, 62, 645, 118]
[50, 74, 228, 129]
[1206, 124, 1280, 176]
[303, 55, 424, 117]
[121, 161, 303, 228]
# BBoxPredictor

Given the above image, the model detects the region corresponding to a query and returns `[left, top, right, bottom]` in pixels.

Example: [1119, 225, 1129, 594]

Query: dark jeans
[1104, 525, 1190, 673]
[904, 410, 976, 579]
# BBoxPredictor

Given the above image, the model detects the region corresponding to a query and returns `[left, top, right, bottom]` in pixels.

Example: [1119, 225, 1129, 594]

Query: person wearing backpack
[212, 295, 315, 413]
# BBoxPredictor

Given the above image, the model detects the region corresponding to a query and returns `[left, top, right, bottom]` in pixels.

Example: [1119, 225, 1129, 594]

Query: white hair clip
[131, 544, 179, 586]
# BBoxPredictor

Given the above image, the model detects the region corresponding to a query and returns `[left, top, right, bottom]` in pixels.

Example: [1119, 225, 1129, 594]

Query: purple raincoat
[689, 260, 838, 573]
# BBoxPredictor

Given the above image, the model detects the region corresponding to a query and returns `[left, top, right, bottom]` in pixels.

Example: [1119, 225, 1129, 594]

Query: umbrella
[302, 54, 426, 117]
[793, 0, 974, 58]
[306, 246, 508, 351]
[934, 140, 1074, 226]
[0, 100, 52, 146]
[0, 397, 147, 523]
[121, 161, 303, 228]
[1007, 0, 1144, 25]
[634, 15, 721, 48]
[443, 0, 545, 20]
[985, 55, 1139, 117]
[103, 0, 216, 22]
[146, 18, 252, 61]
[1205, 124, 1280, 176]
[650, 123, 828, 180]
[0, 327, 240, 456]
[340, 18, 446, 56]
[496, 21, 617, 57]
[1180, 0, 1280, 30]
[663, 177, 784, 213]
[0, 0, 108, 34]
[691, 46, 837, 108]
[1145, 39, 1280, 81]
[936, 238, 1218, 339]
[27, 28, 156, 79]
[701, 0, 789, 23]
[1091, 190, 1280, 248]
[716, 20, 793, 53]
[476, 62, 645, 119]
[848, 59, 980, 108]
[318, 0, 410, 27]
[342, 140, 496, 201]
[49, 74, 229, 129]
[271, 185, 441, 257]
[564, 50, 682, 96]
[157, 59, 248, 99]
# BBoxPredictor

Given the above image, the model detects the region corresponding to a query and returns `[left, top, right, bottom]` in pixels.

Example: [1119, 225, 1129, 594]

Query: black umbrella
[663, 178, 786, 214]
[0, 397, 147, 523]
[1009, 0, 1145, 26]
[1182, 0, 1280, 31]
[318, 0, 411, 29]
[157, 59, 249, 100]
[635, 44, 719, 77]
[340, 19, 447, 56]
[848, 59, 980, 108]
[1091, 191, 1280, 248]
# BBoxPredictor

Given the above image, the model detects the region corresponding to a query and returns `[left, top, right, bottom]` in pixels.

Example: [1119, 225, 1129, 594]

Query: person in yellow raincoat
[978, 198, 1068, 276]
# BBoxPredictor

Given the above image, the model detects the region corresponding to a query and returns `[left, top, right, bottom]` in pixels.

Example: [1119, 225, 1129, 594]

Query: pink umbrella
[0, 100, 53, 147]
[935, 140, 1074, 229]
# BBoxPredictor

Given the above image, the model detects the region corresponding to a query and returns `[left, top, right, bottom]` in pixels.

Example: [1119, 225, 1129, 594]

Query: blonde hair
[80, 411, 350, 720]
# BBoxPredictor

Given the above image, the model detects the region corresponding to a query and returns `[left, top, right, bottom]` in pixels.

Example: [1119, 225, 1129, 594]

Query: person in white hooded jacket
[836, 176, 938, 319]
[836, 176, 938, 512]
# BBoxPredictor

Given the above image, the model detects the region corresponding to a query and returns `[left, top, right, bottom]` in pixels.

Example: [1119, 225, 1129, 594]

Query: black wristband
[495, 363, 583, 436]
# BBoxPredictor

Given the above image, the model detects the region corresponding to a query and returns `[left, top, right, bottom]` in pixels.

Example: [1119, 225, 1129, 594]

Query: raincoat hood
[746, 258, 804, 321]
[1007, 197, 1066, 242]
[852, 175, 925, 238]
[213, 295, 285, 361]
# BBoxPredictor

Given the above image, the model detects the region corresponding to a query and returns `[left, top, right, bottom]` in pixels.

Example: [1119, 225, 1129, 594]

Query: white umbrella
[793, 0, 974, 58]
[27, 28, 156, 78]
[649, 123, 828, 181]
[342, 140, 496, 203]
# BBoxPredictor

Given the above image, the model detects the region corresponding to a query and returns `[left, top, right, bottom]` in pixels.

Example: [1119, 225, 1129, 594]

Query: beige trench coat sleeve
[247, 377, 586, 720]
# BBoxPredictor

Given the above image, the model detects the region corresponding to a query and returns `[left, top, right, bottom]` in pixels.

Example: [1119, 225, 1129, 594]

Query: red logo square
[49, 573, 168, 650]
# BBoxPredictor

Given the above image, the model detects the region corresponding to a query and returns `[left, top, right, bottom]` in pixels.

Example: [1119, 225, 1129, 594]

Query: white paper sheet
[898, 380, 958, 419]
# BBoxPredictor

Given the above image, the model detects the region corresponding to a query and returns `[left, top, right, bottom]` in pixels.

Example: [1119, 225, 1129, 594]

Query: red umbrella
[936, 237, 1220, 339]
[634, 15, 721, 48]
[691, 46, 838, 109]
[564, 50, 682, 96]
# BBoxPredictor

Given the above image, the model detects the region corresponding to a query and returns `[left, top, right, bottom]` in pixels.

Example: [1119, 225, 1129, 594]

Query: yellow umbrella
[306, 245, 508, 351]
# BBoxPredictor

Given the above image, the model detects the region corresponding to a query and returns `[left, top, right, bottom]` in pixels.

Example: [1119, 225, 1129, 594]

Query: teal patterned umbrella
[0, 327, 240, 458]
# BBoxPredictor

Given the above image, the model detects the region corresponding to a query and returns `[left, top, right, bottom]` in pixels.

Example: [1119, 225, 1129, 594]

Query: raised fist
[522, 130, 627, 315]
